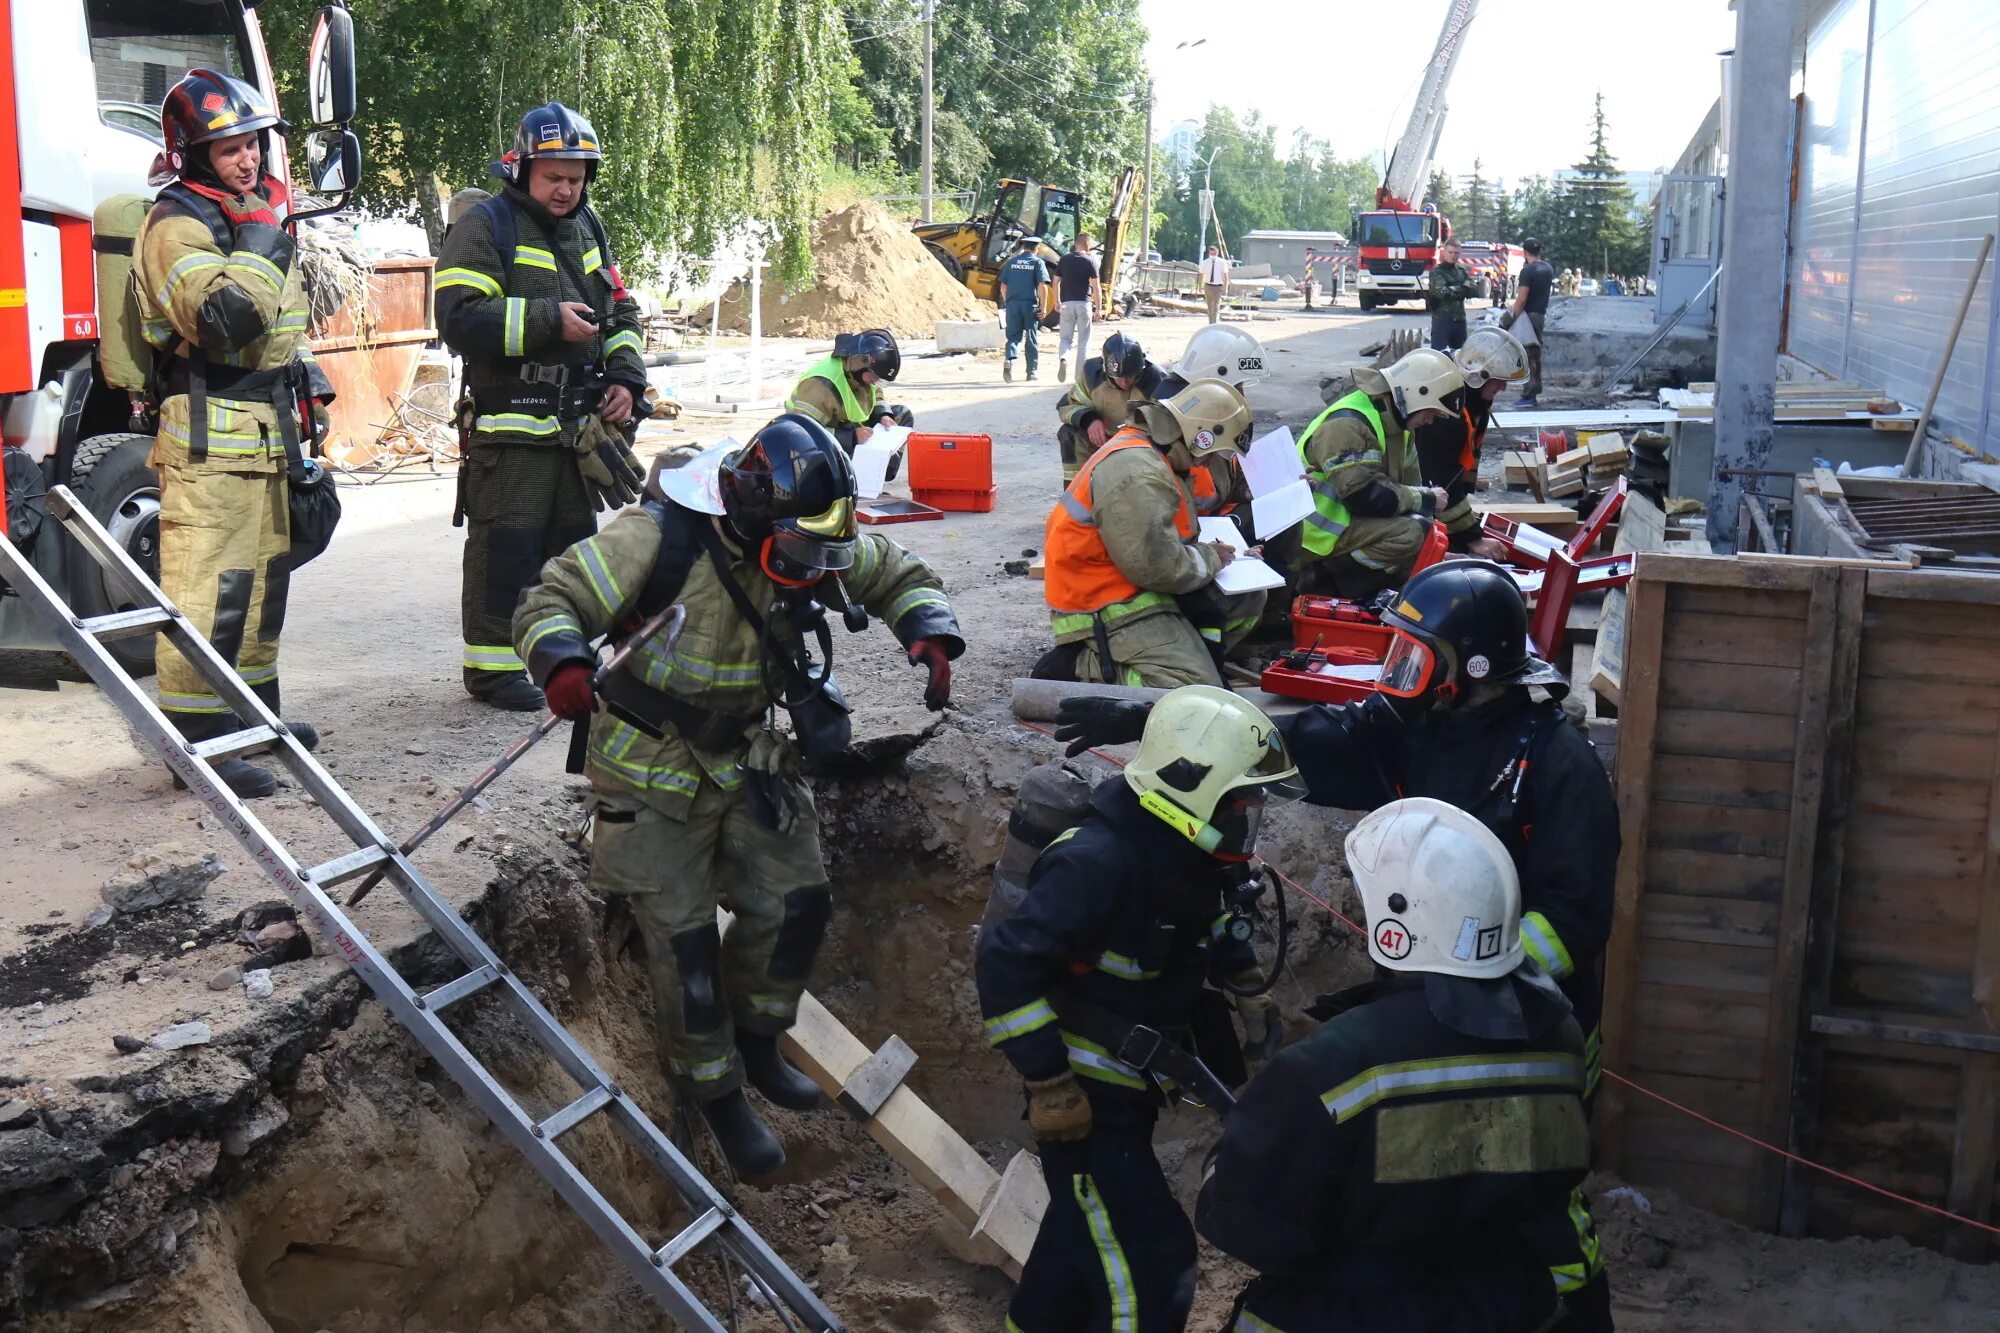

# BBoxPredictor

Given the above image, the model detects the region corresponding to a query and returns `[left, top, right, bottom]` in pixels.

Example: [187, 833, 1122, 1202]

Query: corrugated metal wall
[1789, 0, 2000, 453]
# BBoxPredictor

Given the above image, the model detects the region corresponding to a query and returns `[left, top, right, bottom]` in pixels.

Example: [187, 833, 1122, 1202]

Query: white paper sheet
[1241, 425, 1303, 497]
[1251, 480, 1315, 540]
[1199, 517, 1287, 594]
[851, 424, 910, 499]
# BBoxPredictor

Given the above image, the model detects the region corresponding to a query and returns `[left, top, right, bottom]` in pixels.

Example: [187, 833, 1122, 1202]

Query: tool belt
[161, 356, 306, 462]
[599, 671, 760, 752]
[1051, 989, 1237, 1116]
[469, 362, 607, 426]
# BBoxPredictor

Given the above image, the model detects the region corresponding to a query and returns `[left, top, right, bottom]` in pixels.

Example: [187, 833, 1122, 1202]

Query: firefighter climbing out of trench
[1266, 347, 1480, 601]
[134, 70, 334, 799]
[1037, 378, 1263, 689]
[436, 101, 650, 713]
[979, 685, 1302, 1332]
[1058, 559, 1619, 1330]
[512, 413, 962, 1175]
[786, 327, 915, 470]
[1197, 798, 1592, 1332]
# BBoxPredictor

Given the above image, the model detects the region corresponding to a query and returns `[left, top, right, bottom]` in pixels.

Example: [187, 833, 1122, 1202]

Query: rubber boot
[476, 674, 547, 712]
[251, 682, 319, 751]
[1003, 361, 1014, 383]
[738, 1032, 823, 1111]
[166, 712, 279, 799]
[697, 1089, 785, 1176]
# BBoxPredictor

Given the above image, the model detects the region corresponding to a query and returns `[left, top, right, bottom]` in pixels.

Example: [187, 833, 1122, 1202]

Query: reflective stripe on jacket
[1044, 428, 1201, 642]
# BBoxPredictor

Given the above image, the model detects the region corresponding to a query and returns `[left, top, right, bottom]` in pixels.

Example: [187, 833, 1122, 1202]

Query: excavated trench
[7, 726, 1364, 1333]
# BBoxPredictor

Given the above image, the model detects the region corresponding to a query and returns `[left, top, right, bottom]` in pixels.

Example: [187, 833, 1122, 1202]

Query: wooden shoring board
[1587, 492, 1666, 707]
[781, 993, 1045, 1276]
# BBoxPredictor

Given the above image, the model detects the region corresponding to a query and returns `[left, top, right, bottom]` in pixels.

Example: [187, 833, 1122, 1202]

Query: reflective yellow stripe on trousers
[1074, 1175, 1139, 1333]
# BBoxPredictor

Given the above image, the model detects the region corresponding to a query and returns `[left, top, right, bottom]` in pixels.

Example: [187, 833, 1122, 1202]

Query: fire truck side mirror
[307, 5, 357, 127]
[307, 130, 361, 195]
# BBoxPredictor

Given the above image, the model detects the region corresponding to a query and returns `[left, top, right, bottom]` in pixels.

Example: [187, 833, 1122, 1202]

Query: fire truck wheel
[66, 433, 160, 676]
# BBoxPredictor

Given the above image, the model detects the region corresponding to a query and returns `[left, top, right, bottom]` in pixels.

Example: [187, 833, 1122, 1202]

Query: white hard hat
[1156, 377, 1254, 457]
[1378, 347, 1466, 419]
[1125, 685, 1304, 860]
[1175, 325, 1267, 385]
[1454, 327, 1529, 388]
[1345, 797, 1524, 979]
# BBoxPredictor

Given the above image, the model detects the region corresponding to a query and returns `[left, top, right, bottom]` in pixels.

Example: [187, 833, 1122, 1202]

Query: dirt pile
[712, 202, 993, 339]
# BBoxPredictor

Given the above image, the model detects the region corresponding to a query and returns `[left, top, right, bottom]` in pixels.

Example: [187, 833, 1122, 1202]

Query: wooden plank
[1851, 725, 1997, 782]
[1649, 753, 1798, 809]
[1738, 551, 1916, 570]
[1944, 664, 2000, 1258]
[1833, 907, 1978, 972]
[1622, 1105, 1765, 1171]
[1646, 801, 1793, 857]
[1667, 583, 1811, 621]
[1850, 770, 1995, 825]
[1855, 676, 2000, 733]
[1811, 1014, 2000, 1055]
[1637, 983, 1776, 1039]
[970, 1151, 1047, 1272]
[1655, 707, 1799, 763]
[1779, 568, 1868, 1235]
[1629, 1020, 1775, 1083]
[1588, 493, 1667, 706]
[1657, 660, 1803, 717]
[1482, 500, 1583, 530]
[1864, 597, 2000, 643]
[1644, 847, 1788, 901]
[1636, 938, 1781, 995]
[1635, 552, 1822, 591]
[1661, 612, 1810, 668]
[1624, 1155, 1762, 1222]
[1830, 958, 1974, 1017]
[1599, 563, 1669, 1171]
[781, 993, 1041, 1275]
[1859, 635, 1998, 687]
[1641, 893, 1782, 948]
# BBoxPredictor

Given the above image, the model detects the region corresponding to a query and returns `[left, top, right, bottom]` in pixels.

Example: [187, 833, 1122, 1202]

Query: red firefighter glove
[544, 663, 598, 720]
[909, 639, 952, 711]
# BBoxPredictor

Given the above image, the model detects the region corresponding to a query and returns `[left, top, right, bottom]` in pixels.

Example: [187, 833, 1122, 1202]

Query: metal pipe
[1901, 233, 1994, 477]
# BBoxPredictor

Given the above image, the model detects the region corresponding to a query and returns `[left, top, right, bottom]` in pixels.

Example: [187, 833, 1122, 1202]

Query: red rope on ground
[1014, 715, 2000, 1238]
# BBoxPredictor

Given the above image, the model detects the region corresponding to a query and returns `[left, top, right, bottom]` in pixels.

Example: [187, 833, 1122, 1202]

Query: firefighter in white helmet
[980, 685, 1303, 1333]
[1270, 347, 1479, 600]
[1197, 797, 1593, 1333]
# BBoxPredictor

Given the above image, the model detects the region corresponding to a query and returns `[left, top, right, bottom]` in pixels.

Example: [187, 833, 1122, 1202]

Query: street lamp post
[1196, 146, 1223, 257]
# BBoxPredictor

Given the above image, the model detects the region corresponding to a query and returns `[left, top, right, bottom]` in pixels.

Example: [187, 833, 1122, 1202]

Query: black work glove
[1054, 696, 1152, 757]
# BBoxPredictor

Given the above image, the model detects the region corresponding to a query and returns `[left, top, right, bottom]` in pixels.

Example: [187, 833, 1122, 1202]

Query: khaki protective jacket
[514, 506, 959, 818]
[134, 183, 316, 474]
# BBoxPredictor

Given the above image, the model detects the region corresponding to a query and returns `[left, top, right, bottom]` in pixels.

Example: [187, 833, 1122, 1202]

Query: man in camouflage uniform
[436, 101, 648, 711]
[514, 414, 962, 1174]
[134, 70, 330, 798]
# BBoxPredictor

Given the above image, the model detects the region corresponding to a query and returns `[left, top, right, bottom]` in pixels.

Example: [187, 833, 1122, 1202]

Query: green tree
[1424, 169, 1462, 224]
[1151, 105, 1286, 261]
[1556, 91, 1646, 275]
[1457, 158, 1491, 238]
[261, 0, 847, 285]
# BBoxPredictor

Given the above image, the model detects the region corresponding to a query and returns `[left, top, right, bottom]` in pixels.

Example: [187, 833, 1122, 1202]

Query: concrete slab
[935, 319, 1002, 352]
[1538, 295, 1716, 384]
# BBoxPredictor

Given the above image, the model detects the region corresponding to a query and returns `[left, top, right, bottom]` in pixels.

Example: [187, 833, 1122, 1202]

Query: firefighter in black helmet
[512, 413, 963, 1176]
[1055, 330, 1165, 485]
[436, 101, 651, 712]
[134, 69, 334, 798]
[1054, 559, 1620, 1332]
[786, 328, 915, 472]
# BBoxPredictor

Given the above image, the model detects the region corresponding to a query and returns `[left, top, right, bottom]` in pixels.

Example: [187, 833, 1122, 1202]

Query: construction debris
[709, 201, 992, 338]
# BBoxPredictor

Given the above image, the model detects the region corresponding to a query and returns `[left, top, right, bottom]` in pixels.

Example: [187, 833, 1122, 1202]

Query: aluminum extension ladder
[0, 486, 842, 1333]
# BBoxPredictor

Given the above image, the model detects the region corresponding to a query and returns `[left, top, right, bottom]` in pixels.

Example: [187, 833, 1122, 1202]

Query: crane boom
[1379, 0, 1479, 210]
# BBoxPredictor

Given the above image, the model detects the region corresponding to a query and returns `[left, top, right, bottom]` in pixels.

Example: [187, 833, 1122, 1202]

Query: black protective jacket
[977, 779, 1256, 1123]
[1196, 974, 1590, 1332]
[1279, 690, 1618, 1063]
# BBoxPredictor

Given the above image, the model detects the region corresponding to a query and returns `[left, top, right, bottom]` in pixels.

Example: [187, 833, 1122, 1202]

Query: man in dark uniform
[436, 101, 648, 710]
[980, 685, 1299, 1332]
[1426, 238, 1478, 352]
[1198, 797, 1591, 1333]
[1001, 235, 1050, 382]
[1057, 559, 1619, 1330]
[1502, 237, 1556, 407]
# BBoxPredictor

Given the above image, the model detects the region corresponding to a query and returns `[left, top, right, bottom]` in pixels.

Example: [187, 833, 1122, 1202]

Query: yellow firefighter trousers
[153, 460, 291, 718]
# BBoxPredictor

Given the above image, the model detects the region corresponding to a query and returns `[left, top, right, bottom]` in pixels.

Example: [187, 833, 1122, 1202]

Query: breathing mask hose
[1217, 860, 1290, 999]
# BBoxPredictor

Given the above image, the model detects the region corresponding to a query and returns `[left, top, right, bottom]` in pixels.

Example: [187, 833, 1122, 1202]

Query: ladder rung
[79, 606, 174, 640]
[654, 1206, 729, 1270]
[303, 844, 392, 887]
[420, 964, 501, 1013]
[535, 1085, 614, 1142]
[192, 724, 284, 763]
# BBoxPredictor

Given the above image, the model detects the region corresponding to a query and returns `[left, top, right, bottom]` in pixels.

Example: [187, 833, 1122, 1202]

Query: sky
[1140, 0, 1739, 186]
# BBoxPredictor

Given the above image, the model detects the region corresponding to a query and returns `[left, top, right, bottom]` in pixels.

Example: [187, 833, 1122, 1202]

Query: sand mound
[713, 200, 993, 339]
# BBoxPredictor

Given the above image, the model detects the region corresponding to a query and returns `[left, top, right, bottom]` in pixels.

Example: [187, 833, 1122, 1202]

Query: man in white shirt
[1201, 246, 1230, 323]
